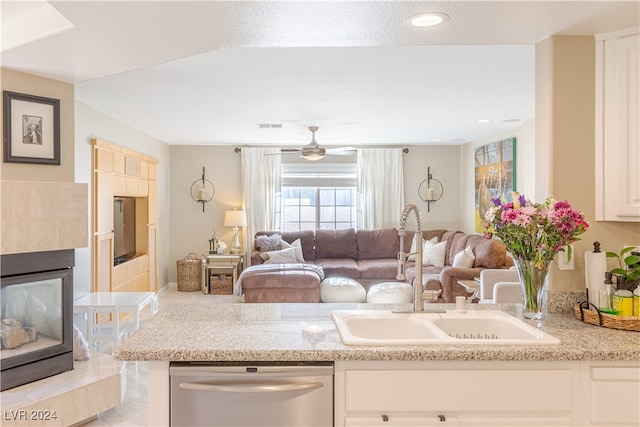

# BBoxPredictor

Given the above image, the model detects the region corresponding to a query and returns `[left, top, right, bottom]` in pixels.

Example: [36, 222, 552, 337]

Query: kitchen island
[114, 301, 640, 426]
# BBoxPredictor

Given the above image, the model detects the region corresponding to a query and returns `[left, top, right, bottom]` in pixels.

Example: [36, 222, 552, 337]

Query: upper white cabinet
[595, 27, 640, 222]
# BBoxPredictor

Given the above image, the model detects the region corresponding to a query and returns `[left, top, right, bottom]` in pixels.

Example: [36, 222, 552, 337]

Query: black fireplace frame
[1, 249, 74, 391]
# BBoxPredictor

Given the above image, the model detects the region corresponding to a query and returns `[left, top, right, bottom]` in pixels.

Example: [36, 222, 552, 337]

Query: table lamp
[224, 209, 247, 254]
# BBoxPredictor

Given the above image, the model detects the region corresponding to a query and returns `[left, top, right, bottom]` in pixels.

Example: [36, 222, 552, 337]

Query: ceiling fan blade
[325, 147, 357, 155]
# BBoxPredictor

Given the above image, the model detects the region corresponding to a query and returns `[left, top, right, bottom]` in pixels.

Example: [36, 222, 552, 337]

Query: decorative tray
[574, 302, 640, 332]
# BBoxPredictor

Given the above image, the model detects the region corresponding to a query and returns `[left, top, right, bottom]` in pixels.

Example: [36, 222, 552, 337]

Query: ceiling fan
[281, 126, 356, 161]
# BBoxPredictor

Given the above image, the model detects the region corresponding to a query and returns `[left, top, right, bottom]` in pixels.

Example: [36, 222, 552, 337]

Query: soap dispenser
[599, 273, 615, 314]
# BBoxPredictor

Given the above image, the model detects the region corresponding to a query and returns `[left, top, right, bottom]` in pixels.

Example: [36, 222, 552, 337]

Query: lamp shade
[224, 209, 247, 227]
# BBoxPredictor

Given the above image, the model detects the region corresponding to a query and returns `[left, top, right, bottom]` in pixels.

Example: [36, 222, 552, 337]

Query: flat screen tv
[113, 196, 136, 265]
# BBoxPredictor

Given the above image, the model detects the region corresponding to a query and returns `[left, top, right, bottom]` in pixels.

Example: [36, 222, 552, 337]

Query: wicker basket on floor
[177, 253, 202, 292]
[209, 274, 233, 295]
[574, 301, 640, 332]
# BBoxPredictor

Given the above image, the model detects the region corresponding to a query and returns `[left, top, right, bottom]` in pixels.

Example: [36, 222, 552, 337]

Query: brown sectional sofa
[249, 228, 511, 303]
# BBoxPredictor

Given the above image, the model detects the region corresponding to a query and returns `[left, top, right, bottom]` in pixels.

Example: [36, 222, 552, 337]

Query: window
[280, 163, 357, 231]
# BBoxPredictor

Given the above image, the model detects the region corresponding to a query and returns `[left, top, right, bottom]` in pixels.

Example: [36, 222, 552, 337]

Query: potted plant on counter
[606, 247, 640, 291]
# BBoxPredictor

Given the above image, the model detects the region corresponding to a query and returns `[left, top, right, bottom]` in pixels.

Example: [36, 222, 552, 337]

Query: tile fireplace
[1, 250, 74, 391]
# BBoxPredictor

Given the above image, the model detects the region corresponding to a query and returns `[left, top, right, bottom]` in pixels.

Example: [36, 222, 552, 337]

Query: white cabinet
[335, 361, 578, 426]
[580, 363, 640, 426]
[595, 27, 640, 222]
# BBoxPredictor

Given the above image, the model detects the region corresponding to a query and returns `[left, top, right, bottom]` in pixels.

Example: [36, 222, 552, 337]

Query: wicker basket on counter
[574, 302, 640, 332]
[176, 253, 202, 292]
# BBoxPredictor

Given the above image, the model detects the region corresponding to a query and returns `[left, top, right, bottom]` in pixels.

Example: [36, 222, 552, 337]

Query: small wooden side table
[202, 253, 245, 295]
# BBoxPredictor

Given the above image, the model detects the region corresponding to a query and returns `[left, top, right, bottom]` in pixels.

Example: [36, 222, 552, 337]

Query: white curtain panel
[357, 148, 405, 229]
[241, 147, 281, 259]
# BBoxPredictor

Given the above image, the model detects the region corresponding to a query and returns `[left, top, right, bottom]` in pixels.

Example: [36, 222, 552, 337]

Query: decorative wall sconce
[190, 167, 215, 212]
[418, 166, 444, 212]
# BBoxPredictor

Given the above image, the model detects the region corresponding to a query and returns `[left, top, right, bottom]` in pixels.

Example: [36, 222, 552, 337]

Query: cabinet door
[596, 30, 640, 221]
[94, 234, 113, 292]
[589, 366, 640, 426]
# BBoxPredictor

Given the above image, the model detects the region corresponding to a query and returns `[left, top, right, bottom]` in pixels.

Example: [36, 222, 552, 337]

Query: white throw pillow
[261, 247, 298, 264]
[452, 246, 475, 268]
[280, 238, 305, 263]
[408, 236, 438, 261]
[422, 240, 447, 267]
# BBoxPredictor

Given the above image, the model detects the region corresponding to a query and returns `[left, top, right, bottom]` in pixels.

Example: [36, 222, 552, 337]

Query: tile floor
[79, 284, 242, 426]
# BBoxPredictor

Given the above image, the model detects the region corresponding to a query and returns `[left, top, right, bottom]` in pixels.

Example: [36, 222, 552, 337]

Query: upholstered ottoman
[240, 265, 322, 303]
[367, 282, 413, 304]
[320, 277, 367, 303]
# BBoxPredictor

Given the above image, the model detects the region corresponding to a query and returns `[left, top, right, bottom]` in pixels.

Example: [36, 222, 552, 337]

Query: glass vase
[513, 259, 549, 320]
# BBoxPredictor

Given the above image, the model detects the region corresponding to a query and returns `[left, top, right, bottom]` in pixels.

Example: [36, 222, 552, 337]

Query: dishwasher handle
[179, 381, 324, 393]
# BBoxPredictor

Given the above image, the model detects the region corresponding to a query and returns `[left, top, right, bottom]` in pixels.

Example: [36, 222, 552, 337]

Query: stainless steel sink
[331, 310, 561, 346]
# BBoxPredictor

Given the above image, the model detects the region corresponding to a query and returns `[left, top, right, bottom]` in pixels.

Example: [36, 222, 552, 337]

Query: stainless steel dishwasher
[170, 361, 334, 426]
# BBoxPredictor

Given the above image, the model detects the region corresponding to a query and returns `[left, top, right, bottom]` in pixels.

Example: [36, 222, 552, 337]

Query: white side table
[74, 292, 158, 351]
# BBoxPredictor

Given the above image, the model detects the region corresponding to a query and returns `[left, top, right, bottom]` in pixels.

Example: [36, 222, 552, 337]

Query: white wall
[74, 101, 172, 296]
[459, 120, 535, 234]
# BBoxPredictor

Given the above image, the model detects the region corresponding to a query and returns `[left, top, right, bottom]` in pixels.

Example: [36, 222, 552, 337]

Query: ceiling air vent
[257, 123, 283, 129]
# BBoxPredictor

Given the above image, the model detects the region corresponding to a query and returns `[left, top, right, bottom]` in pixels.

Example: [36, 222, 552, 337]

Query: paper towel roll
[585, 250, 607, 307]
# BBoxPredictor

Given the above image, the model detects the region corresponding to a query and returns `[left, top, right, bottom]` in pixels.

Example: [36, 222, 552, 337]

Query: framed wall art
[3, 91, 60, 165]
[474, 137, 516, 232]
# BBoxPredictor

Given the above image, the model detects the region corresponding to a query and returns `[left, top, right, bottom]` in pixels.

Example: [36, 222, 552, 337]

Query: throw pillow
[452, 246, 475, 268]
[262, 247, 298, 264]
[408, 236, 438, 261]
[280, 238, 305, 263]
[255, 234, 282, 252]
[422, 240, 447, 267]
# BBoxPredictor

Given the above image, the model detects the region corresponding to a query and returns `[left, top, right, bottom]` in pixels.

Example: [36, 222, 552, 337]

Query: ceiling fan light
[303, 153, 326, 161]
[409, 12, 450, 27]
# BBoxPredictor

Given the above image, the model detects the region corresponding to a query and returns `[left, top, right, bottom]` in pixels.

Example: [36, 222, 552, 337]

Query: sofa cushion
[468, 235, 507, 268]
[255, 230, 315, 261]
[447, 232, 470, 266]
[315, 258, 360, 279]
[357, 259, 399, 279]
[357, 228, 399, 259]
[315, 229, 358, 259]
[320, 277, 366, 303]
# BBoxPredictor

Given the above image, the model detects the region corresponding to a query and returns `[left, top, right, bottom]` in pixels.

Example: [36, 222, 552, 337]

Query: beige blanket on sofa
[234, 263, 325, 296]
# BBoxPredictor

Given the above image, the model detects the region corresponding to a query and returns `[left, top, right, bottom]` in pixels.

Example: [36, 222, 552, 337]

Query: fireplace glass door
[1, 249, 74, 391]
[1, 275, 64, 357]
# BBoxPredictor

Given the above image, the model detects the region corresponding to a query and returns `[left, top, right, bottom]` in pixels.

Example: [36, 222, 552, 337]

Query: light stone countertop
[112, 300, 640, 362]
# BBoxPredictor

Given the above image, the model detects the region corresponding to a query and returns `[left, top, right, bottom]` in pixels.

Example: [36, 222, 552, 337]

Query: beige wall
[536, 36, 639, 292]
[1, 68, 75, 181]
[460, 120, 536, 234]
[167, 144, 462, 282]
[74, 101, 172, 296]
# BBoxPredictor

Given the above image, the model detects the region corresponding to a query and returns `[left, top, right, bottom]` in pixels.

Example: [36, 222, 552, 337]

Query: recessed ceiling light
[409, 12, 450, 27]
[431, 138, 444, 142]
[477, 119, 492, 123]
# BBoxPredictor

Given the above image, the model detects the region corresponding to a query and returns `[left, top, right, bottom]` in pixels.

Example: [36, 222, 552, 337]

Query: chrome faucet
[396, 203, 424, 311]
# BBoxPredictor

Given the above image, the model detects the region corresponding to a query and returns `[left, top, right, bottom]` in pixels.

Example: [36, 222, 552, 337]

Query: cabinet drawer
[346, 369, 572, 413]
